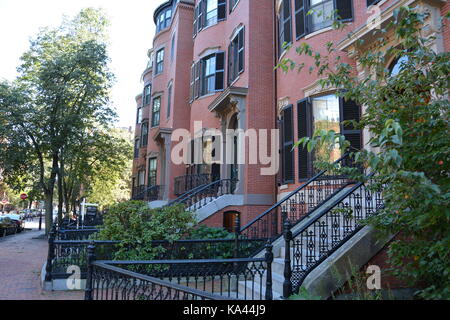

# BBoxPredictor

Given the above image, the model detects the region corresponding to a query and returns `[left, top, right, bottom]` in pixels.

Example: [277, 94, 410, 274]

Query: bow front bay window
[152, 97, 161, 127]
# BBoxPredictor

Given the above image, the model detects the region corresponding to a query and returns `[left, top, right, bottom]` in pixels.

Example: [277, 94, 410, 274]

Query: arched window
[389, 56, 409, 77]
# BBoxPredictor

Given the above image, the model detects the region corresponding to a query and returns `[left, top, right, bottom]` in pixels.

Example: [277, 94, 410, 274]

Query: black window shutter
[297, 99, 310, 180]
[282, 105, 294, 184]
[215, 52, 225, 91]
[335, 0, 353, 22]
[193, 6, 198, 37]
[190, 64, 194, 102]
[294, 0, 305, 39]
[218, 0, 227, 21]
[367, 0, 381, 7]
[340, 98, 362, 151]
[238, 27, 244, 73]
[194, 62, 201, 99]
[283, 0, 292, 45]
[227, 43, 233, 85]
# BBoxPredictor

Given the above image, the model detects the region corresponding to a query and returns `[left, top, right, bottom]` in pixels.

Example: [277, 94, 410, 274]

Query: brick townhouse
[131, 0, 448, 232]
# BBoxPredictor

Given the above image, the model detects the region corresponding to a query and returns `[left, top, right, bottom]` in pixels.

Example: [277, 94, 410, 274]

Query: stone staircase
[236, 176, 386, 299]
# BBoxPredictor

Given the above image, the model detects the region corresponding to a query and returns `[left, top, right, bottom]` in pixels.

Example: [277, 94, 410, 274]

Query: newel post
[282, 214, 292, 300]
[44, 225, 56, 282]
[84, 241, 96, 300]
[265, 242, 274, 300]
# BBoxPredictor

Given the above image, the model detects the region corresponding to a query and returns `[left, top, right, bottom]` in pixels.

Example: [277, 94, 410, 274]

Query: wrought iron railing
[86, 261, 227, 300]
[282, 174, 384, 298]
[45, 223, 265, 282]
[239, 154, 356, 246]
[169, 179, 236, 211]
[45, 239, 120, 281]
[174, 174, 213, 196]
[85, 242, 274, 300]
[132, 185, 164, 201]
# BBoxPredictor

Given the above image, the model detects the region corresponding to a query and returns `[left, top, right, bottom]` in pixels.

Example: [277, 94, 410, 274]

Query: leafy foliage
[279, 6, 450, 299]
[93, 201, 197, 261]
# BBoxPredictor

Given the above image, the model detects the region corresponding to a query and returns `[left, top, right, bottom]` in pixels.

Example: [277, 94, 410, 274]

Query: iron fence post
[84, 241, 96, 300]
[265, 241, 274, 300]
[234, 214, 241, 259]
[44, 225, 56, 282]
[282, 214, 292, 300]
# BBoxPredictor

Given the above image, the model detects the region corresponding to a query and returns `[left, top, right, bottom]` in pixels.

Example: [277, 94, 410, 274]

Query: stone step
[237, 274, 283, 300]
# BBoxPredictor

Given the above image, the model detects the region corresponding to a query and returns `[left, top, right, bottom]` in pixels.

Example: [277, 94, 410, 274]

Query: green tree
[0, 8, 114, 233]
[279, 7, 449, 299]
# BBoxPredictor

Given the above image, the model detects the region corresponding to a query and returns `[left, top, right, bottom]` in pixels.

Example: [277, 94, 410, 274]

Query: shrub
[93, 201, 197, 260]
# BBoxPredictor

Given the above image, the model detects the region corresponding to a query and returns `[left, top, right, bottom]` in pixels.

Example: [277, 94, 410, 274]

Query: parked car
[3, 214, 24, 233]
[0, 216, 18, 237]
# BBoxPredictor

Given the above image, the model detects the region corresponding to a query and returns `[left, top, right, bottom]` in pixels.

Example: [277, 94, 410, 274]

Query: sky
[0, 0, 163, 128]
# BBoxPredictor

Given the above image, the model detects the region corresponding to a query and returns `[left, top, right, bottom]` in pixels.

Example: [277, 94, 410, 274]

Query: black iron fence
[174, 174, 213, 196]
[281, 175, 384, 298]
[85, 242, 274, 300]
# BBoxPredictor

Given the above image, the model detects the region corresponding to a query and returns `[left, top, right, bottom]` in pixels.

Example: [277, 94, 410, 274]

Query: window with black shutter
[140, 122, 149, 147]
[144, 84, 151, 105]
[228, 27, 244, 84]
[151, 97, 161, 127]
[195, 0, 226, 36]
[292, 0, 353, 41]
[297, 94, 361, 179]
[281, 105, 294, 184]
[278, 0, 292, 56]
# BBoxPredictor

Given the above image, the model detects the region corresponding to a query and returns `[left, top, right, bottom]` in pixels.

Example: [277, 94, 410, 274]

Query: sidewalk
[0, 220, 84, 300]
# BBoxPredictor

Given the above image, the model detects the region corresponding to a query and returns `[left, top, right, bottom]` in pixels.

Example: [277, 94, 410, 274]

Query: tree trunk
[44, 191, 53, 235]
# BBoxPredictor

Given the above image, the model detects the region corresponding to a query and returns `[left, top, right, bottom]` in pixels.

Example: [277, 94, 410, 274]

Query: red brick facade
[132, 0, 449, 232]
